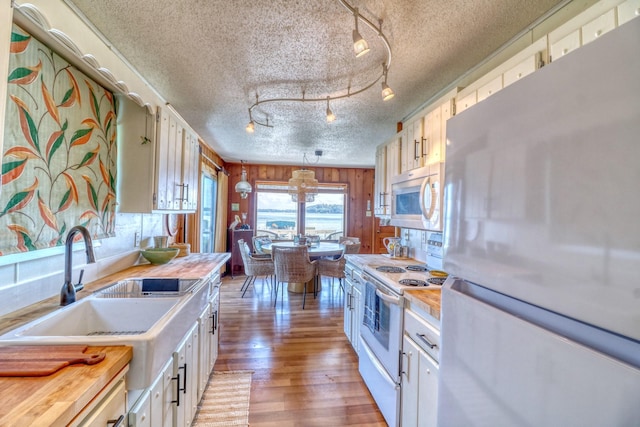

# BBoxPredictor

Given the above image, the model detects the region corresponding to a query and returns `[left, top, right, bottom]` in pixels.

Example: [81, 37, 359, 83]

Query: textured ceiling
[66, 0, 564, 167]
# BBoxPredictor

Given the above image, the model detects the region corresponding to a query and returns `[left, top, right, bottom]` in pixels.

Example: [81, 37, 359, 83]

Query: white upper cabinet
[374, 135, 401, 217]
[476, 75, 503, 103]
[550, 0, 634, 62]
[503, 55, 538, 88]
[401, 118, 426, 172]
[454, 91, 477, 115]
[456, 38, 545, 116]
[618, 0, 640, 25]
[118, 102, 199, 213]
[581, 8, 616, 45]
[374, 144, 387, 217]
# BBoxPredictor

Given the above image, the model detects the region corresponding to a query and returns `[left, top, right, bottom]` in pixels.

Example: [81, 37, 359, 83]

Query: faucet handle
[75, 269, 85, 292]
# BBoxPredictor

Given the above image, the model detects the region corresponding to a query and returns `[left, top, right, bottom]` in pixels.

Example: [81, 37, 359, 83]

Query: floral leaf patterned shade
[0, 24, 117, 256]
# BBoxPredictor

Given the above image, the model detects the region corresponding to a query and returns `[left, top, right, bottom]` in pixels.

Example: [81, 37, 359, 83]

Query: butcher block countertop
[0, 252, 230, 335]
[404, 289, 442, 321]
[0, 253, 228, 425]
[0, 345, 132, 426]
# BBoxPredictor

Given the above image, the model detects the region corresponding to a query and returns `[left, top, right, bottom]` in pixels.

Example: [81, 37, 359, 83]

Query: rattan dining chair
[272, 245, 317, 309]
[339, 236, 361, 254]
[317, 251, 347, 293]
[252, 236, 273, 255]
[238, 239, 275, 298]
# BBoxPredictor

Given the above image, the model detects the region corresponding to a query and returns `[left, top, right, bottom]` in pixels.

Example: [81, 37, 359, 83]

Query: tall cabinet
[117, 99, 200, 213]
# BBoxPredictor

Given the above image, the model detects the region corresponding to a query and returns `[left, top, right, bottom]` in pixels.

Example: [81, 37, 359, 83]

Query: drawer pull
[416, 332, 438, 349]
[107, 415, 125, 426]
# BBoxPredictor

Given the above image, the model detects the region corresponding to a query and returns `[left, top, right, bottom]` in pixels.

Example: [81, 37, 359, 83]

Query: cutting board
[0, 345, 106, 377]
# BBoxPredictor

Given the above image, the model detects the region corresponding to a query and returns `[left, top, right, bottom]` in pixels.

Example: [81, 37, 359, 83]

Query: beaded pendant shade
[288, 169, 318, 203]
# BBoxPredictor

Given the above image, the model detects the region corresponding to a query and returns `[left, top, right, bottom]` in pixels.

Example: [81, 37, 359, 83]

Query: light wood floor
[214, 274, 387, 426]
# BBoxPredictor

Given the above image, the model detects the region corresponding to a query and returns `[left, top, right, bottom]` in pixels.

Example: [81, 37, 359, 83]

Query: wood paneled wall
[226, 163, 375, 254]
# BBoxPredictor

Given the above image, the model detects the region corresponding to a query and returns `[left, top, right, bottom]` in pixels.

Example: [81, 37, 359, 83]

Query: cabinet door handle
[179, 364, 188, 394]
[414, 140, 420, 160]
[210, 310, 218, 334]
[175, 183, 189, 202]
[400, 351, 408, 377]
[171, 373, 181, 406]
[421, 136, 427, 158]
[107, 415, 125, 426]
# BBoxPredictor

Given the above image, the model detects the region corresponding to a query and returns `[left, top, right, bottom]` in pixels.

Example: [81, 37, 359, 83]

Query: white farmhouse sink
[0, 278, 209, 390]
[13, 298, 181, 336]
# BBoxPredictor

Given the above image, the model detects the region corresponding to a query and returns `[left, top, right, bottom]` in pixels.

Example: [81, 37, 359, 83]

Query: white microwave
[390, 164, 443, 231]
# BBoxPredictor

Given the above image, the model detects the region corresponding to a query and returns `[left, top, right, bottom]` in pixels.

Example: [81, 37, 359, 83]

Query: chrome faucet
[60, 225, 96, 306]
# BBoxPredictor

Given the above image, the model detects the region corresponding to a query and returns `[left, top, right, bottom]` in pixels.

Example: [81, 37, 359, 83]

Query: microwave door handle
[375, 289, 402, 306]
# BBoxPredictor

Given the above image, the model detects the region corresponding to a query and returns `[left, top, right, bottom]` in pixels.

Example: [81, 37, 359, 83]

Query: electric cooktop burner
[427, 277, 446, 286]
[399, 279, 428, 287]
[376, 266, 406, 273]
[406, 265, 429, 272]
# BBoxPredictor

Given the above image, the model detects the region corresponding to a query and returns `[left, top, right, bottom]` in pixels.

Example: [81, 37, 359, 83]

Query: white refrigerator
[440, 17, 640, 427]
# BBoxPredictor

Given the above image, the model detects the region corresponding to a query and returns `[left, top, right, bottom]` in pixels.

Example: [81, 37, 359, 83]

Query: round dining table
[261, 241, 345, 293]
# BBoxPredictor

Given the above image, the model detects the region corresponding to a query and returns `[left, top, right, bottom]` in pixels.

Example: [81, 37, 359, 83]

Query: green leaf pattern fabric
[0, 24, 117, 255]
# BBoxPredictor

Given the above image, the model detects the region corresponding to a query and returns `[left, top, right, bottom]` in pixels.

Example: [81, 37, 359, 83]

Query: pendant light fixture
[381, 63, 395, 101]
[352, 7, 370, 58]
[288, 152, 321, 203]
[245, 0, 393, 132]
[235, 161, 252, 199]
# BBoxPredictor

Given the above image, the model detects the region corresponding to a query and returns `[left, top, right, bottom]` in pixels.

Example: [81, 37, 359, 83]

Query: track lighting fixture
[352, 7, 370, 58]
[326, 97, 336, 123]
[381, 63, 395, 101]
[246, 0, 393, 131]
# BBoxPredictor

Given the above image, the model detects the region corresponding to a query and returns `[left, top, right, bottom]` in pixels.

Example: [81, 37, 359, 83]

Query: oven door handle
[361, 339, 401, 389]
[375, 288, 402, 306]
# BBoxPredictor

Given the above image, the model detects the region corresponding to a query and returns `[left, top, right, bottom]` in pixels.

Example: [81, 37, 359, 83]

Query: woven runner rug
[193, 370, 253, 426]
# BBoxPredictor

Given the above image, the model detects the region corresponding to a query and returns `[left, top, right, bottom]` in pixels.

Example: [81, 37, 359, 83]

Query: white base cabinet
[343, 261, 364, 354]
[74, 374, 128, 426]
[129, 275, 222, 427]
[401, 306, 440, 427]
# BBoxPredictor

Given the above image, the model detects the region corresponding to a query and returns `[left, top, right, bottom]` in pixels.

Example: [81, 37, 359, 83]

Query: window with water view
[255, 182, 346, 240]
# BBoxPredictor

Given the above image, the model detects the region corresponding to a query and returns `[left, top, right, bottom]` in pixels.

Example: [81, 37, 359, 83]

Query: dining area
[237, 236, 361, 309]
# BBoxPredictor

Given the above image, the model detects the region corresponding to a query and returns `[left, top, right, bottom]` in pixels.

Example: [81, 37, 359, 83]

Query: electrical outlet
[134, 231, 141, 247]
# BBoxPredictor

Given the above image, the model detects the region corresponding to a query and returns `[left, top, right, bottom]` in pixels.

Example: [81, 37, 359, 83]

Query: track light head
[326, 97, 336, 123]
[381, 82, 395, 101]
[352, 8, 369, 57]
[245, 120, 255, 133]
[381, 63, 395, 101]
[353, 29, 370, 57]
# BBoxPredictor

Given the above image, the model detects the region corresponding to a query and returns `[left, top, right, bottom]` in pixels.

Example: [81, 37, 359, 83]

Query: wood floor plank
[215, 275, 387, 426]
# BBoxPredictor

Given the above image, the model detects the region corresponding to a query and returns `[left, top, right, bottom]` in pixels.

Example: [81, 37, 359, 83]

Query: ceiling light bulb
[245, 120, 255, 133]
[353, 30, 370, 57]
[381, 82, 395, 101]
[352, 8, 369, 58]
[326, 97, 336, 123]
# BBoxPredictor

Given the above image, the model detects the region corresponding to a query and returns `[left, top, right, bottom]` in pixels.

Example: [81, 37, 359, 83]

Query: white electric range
[358, 256, 444, 426]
